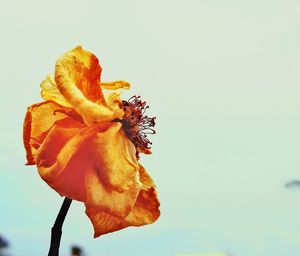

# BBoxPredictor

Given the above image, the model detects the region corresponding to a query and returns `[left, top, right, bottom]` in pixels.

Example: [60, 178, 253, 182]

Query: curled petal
[84, 168, 140, 237]
[55, 46, 123, 124]
[122, 164, 160, 227]
[85, 210, 123, 238]
[36, 119, 112, 201]
[85, 163, 160, 237]
[40, 75, 71, 107]
[23, 101, 79, 165]
[55, 46, 104, 104]
[82, 123, 142, 237]
[37, 121, 110, 182]
[89, 122, 141, 192]
[101, 81, 130, 90]
[104, 92, 123, 116]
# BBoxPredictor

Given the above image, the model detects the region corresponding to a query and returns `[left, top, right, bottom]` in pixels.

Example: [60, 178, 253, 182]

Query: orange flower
[23, 46, 160, 237]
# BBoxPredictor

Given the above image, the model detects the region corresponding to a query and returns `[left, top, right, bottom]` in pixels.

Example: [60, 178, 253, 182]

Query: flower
[23, 46, 160, 237]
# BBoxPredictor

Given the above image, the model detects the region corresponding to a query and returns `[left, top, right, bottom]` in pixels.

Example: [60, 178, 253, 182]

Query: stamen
[120, 95, 156, 153]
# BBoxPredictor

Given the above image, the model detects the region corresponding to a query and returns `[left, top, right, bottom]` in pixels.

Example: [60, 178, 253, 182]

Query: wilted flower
[23, 46, 160, 237]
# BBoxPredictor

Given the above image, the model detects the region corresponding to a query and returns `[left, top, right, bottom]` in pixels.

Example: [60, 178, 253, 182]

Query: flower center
[121, 95, 156, 153]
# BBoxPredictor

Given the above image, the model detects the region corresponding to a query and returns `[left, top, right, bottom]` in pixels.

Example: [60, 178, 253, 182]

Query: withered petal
[84, 165, 140, 237]
[40, 75, 71, 107]
[23, 101, 79, 165]
[37, 121, 111, 182]
[121, 164, 160, 227]
[84, 163, 160, 237]
[36, 120, 112, 201]
[85, 210, 122, 238]
[101, 81, 130, 90]
[55, 46, 105, 104]
[54, 46, 123, 124]
[89, 122, 141, 193]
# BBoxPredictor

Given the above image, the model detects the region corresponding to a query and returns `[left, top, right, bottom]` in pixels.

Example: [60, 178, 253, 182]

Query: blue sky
[1, 0, 300, 255]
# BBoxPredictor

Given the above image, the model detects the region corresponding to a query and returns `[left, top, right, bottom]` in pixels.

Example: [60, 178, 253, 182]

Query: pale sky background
[1, 0, 300, 255]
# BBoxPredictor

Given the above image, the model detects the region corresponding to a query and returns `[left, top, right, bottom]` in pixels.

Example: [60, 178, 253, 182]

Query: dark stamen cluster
[121, 95, 156, 153]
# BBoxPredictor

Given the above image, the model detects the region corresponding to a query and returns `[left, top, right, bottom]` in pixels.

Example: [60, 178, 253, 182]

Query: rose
[23, 46, 160, 237]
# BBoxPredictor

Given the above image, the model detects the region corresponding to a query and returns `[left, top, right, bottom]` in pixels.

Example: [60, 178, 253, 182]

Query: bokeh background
[1, 0, 300, 255]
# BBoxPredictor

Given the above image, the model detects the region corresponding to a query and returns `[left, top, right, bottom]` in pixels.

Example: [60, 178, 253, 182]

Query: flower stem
[48, 197, 72, 256]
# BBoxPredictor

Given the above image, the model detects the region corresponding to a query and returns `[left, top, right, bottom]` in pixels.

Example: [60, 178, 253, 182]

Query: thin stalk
[48, 197, 72, 256]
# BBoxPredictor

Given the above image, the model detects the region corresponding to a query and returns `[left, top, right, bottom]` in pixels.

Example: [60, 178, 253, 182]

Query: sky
[1, 0, 300, 255]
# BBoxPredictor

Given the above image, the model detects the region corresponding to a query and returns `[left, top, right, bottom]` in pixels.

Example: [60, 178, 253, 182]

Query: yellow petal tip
[101, 81, 131, 90]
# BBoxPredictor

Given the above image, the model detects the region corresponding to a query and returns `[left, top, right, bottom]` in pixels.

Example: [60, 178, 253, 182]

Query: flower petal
[55, 46, 104, 104]
[36, 121, 111, 201]
[83, 123, 142, 237]
[89, 122, 141, 193]
[40, 75, 71, 107]
[101, 81, 130, 90]
[23, 101, 79, 165]
[84, 169, 140, 237]
[121, 164, 160, 227]
[55, 46, 123, 124]
[104, 92, 123, 118]
[85, 163, 160, 237]
[85, 210, 123, 238]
